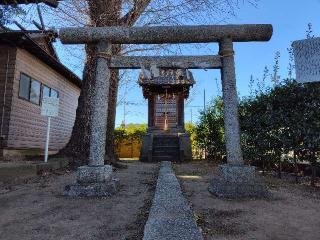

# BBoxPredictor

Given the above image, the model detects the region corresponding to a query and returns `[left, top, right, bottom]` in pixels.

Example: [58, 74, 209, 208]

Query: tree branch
[1, 0, 60, 8]
[120, 0, 151, 27]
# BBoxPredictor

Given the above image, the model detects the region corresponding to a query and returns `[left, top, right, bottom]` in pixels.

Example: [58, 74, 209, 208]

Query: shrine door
[154, 94, 177, 130]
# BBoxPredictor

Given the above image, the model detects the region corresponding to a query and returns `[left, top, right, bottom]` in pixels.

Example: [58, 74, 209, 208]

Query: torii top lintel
[59, 24, 273, 45]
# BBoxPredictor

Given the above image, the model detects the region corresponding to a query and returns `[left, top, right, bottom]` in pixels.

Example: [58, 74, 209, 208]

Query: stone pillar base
[64, 165, 118, 197]
[209, 164, 269, 198]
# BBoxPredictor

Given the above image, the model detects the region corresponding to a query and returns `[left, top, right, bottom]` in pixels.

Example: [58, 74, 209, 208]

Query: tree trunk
[58, 0, 151, 166]
[58, 0, 122, 166]
[58, 44, 98, 166]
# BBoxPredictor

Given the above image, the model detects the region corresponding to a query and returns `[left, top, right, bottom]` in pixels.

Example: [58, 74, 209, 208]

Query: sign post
[44, 117, 51, 162]
[41, 97, 59, 163]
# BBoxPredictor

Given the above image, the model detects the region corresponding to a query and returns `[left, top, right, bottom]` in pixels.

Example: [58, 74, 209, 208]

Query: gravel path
[143, 161, 203, 240]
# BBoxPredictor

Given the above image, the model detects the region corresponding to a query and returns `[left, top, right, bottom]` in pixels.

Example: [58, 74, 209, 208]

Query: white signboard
[41, 97, 59, 117]
[292, 37, 320, 83]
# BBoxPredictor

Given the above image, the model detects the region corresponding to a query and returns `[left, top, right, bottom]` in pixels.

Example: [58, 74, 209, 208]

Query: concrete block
[209, 164, 269, 198]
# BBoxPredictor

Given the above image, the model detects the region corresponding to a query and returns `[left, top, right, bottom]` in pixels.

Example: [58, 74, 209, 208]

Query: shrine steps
[152, 135, 180, 162]
[140, 132, 193, 162]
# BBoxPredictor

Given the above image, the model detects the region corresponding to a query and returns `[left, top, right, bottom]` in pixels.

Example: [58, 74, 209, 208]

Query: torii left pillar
[64, 41, 118, 197]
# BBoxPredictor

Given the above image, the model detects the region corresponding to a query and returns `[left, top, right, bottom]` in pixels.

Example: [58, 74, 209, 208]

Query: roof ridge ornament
[150, 64, 160, 78]
[141, 65, 152, 79]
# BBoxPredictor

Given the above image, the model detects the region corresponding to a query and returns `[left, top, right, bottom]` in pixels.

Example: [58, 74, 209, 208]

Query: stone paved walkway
[143, 161, 203, 240]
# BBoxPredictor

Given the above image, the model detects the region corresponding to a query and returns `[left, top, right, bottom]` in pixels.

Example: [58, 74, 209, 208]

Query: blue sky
[112, 0, 320, 126]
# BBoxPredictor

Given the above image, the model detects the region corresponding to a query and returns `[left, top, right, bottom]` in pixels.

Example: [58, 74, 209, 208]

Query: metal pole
[44, 116, 51, 163]
[123, 101, 126, 126]
[204, 89, 207, 160]
[123, 81, 128, 127]
[204, 89, 206, 112]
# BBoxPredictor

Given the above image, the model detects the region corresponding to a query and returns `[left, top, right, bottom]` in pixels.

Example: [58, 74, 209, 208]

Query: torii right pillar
[209, 38, 268, 198]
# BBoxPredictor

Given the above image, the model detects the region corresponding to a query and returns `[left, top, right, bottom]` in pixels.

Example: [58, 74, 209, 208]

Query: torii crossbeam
[60, 24, 272, 44]
[61, 24, 273, 198]
[109, 55, 222, 69]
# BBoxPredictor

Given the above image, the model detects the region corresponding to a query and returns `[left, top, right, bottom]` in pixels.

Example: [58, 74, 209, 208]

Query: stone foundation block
[209, 164, 269, 198]
[64, 165, 118, 197]
[77, 165, 113, 184]
[218, 164, 255, 183]
[64, 179, 118, 197]
[179, 133, 193, 161]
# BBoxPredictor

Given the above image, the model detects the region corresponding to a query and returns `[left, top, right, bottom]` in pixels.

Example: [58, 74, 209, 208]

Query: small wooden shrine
[139, 68, 194, 162]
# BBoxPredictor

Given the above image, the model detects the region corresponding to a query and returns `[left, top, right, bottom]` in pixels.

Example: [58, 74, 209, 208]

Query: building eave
[0, 31, 82, 89]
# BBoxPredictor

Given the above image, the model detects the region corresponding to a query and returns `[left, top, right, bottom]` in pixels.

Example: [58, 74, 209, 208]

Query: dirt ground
[0, 160, 158, 240]
[174, 161, 320, 240]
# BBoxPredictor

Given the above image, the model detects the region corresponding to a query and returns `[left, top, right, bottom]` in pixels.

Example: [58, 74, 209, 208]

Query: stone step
[153, 134, 178, 137]
[153, 141, 179, 147]
[153, 138, 179, 143]
[153, 146, 179, 151]
[153, 136, 179, 139]
[153, 149, 179, 154]
[152, 156, 177, 162]
[153, 152, 179, 157]
[154, 144, 179, 147]
[153, 136, 179, 141]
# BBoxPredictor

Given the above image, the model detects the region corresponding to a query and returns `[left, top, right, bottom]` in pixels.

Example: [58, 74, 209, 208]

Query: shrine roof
[138, 69, 195, 86]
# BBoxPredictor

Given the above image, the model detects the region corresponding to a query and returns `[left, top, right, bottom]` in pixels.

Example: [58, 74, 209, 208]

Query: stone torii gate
[61, 24, 273, 198]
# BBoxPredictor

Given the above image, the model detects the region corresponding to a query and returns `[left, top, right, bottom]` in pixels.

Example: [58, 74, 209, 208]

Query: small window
[43, 85, 50, 98]
[19, 74, 30, 100]
[51, 89, 59, 98]
[30, 80, 41, 105]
